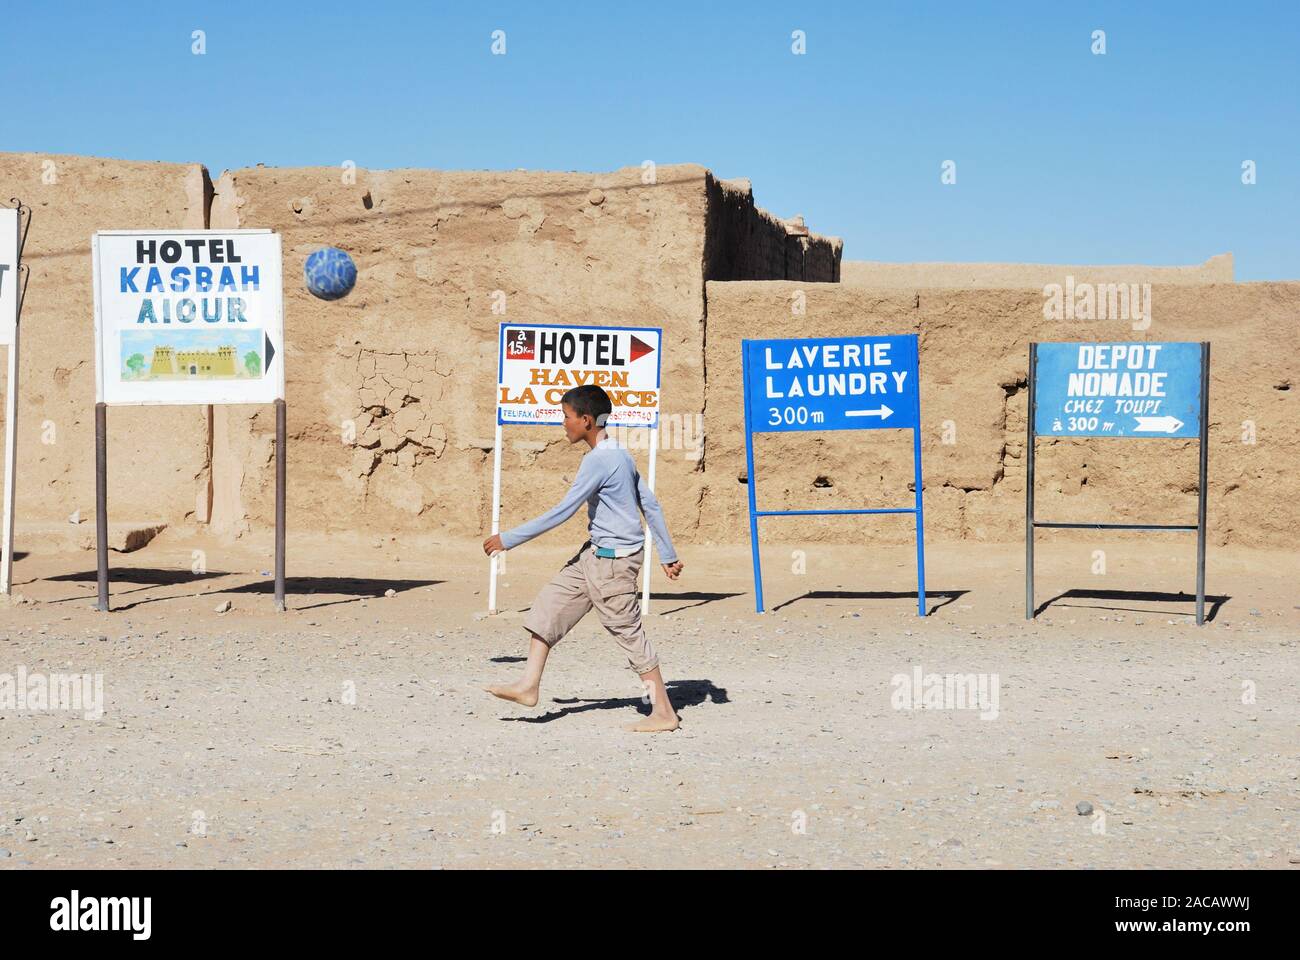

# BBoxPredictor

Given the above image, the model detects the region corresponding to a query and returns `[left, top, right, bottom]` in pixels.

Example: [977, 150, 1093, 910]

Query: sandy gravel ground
[1, 530, 1296, 869]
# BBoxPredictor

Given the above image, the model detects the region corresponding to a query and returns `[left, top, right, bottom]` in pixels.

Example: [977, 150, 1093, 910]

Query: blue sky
[6, 1, 1297, 278]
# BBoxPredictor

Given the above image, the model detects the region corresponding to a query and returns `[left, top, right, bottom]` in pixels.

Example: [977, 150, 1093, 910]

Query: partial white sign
[93, 230, 284, 405]
[0, 208, 17, 347]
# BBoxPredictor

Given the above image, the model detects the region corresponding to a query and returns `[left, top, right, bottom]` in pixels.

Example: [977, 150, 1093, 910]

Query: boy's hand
[661, 560, 684, 580]
[482, 534, 506, 556]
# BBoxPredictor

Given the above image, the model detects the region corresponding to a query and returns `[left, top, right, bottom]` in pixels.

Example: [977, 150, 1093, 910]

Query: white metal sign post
[490, 322, 663, 615]
[1, 202, 28, 596]
[91, 229, 287, 611]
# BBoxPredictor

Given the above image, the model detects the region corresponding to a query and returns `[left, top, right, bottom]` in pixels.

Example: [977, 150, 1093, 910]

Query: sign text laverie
[744, 334, 920, 432]
[1033, 341, 1202, 439]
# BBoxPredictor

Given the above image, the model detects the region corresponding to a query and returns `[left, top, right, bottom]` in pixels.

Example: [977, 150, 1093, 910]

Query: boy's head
[560, 384, 612, 442]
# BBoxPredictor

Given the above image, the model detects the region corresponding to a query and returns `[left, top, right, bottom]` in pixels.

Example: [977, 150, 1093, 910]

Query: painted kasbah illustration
[119, 328, 264, 382]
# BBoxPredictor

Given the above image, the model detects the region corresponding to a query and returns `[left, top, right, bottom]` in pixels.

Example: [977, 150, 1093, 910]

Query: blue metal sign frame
[741, 334, 927, 615]
[1026, 341, 1210, 625]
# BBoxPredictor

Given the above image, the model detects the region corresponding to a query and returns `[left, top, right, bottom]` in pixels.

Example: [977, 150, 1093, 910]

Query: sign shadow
[647, 590, 743, 615]
[218, 577, 443, 610]
[42, 567, 233, 605]
[43, 570, 441, 611]
[1033, 588, 1230, 622]
[770, 589, 966, 616]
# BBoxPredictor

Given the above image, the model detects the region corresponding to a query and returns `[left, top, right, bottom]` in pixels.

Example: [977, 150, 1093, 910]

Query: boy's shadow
[501, 679, 728, 724]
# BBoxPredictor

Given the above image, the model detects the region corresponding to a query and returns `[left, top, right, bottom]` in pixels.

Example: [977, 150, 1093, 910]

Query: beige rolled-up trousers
[522, 541, 658, 675]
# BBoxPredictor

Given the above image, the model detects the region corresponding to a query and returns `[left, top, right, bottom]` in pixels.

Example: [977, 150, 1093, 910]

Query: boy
[481, 384, 685, 733]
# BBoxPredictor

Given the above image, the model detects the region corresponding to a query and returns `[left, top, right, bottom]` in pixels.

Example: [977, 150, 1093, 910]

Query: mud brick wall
[0, 154, 212, 527]
[705, 177, 842, 283]
[841, 254, 1233, 289]
[0, 154, 843, 552]
[701, 281, 1298, 548]
[5, 151, 1287, 555]
[205, 163, 729, 546]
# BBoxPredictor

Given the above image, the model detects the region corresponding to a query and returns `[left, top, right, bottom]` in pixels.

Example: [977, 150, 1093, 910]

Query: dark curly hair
[561, 384, 612, 426]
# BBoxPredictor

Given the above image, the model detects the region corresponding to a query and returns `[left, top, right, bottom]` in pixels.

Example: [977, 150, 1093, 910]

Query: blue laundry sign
[744, 334, 920, 433]
[740, 333, 926, 617]
[1033, 342, 1203, 439]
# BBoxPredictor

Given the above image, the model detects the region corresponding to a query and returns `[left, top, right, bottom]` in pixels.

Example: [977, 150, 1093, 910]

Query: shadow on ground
[39, 569, 441, 611]
[771, 588, 967, 616]
[223, 577, 443, 610]
[1034, 588, 1229, 622]
[499, 679, 729, 724]
[41, 567, 233, 605]
[648, 591, 743, 615]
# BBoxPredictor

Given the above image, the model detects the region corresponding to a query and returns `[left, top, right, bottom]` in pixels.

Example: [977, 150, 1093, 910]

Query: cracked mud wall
[0, 153, 212, 529]
[703, 281, 1298, 548]
[207, 163, 719, 544]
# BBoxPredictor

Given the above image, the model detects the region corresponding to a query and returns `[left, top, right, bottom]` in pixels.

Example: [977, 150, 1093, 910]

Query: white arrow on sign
[845, 404, 893, 420]
[1133, 415, 1184, 433]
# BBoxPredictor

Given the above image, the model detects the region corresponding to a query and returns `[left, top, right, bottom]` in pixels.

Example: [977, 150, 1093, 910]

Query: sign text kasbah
[121, 236, 260, 324]
[93, 230, 284, 406]
[497, 323, 662, 427]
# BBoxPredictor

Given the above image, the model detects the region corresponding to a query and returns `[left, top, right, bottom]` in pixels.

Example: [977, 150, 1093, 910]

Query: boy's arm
[635, 473, 679, 564]
[499, 455, 605, 550]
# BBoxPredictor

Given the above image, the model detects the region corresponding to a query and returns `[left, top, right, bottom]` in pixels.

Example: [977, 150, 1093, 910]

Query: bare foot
[625, 712, 680, 733]
[485, 683, 539, 707]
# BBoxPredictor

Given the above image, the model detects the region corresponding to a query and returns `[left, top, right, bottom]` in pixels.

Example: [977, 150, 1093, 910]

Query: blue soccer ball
[304, 246, 357, 300]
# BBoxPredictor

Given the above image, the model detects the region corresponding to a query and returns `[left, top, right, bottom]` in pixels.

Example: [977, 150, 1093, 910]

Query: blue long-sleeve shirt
[500, 437, 678, 563]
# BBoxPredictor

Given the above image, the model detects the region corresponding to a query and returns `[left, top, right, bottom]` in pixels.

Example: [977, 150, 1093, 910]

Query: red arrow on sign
[629, 335, 655, 363]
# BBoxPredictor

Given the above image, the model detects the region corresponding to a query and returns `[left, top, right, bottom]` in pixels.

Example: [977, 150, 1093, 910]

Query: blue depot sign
[1025, 340, 1213, 626]
[744, 334, 920, 432]
[1033, 341, 1203, 439]
[741, 334, 926, 616]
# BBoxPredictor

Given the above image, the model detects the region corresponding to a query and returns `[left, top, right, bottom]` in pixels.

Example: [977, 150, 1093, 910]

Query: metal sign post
[1194, 343, 1210, 625]
[742, 333, 927, 616]
[488, 322, 664, 615]
[95, 403, 108, 611]
[640, 430, 658, 612]
[1026, 340, 1210, 624]
[1024, 344, 1036, 621]
[91, 229, 286, 612]
[275, 397, 287, 612]
[488, 420, 504, 614]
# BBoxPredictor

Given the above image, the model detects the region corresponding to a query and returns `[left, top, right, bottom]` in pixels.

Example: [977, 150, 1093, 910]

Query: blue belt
[593, 545, 640, 559]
